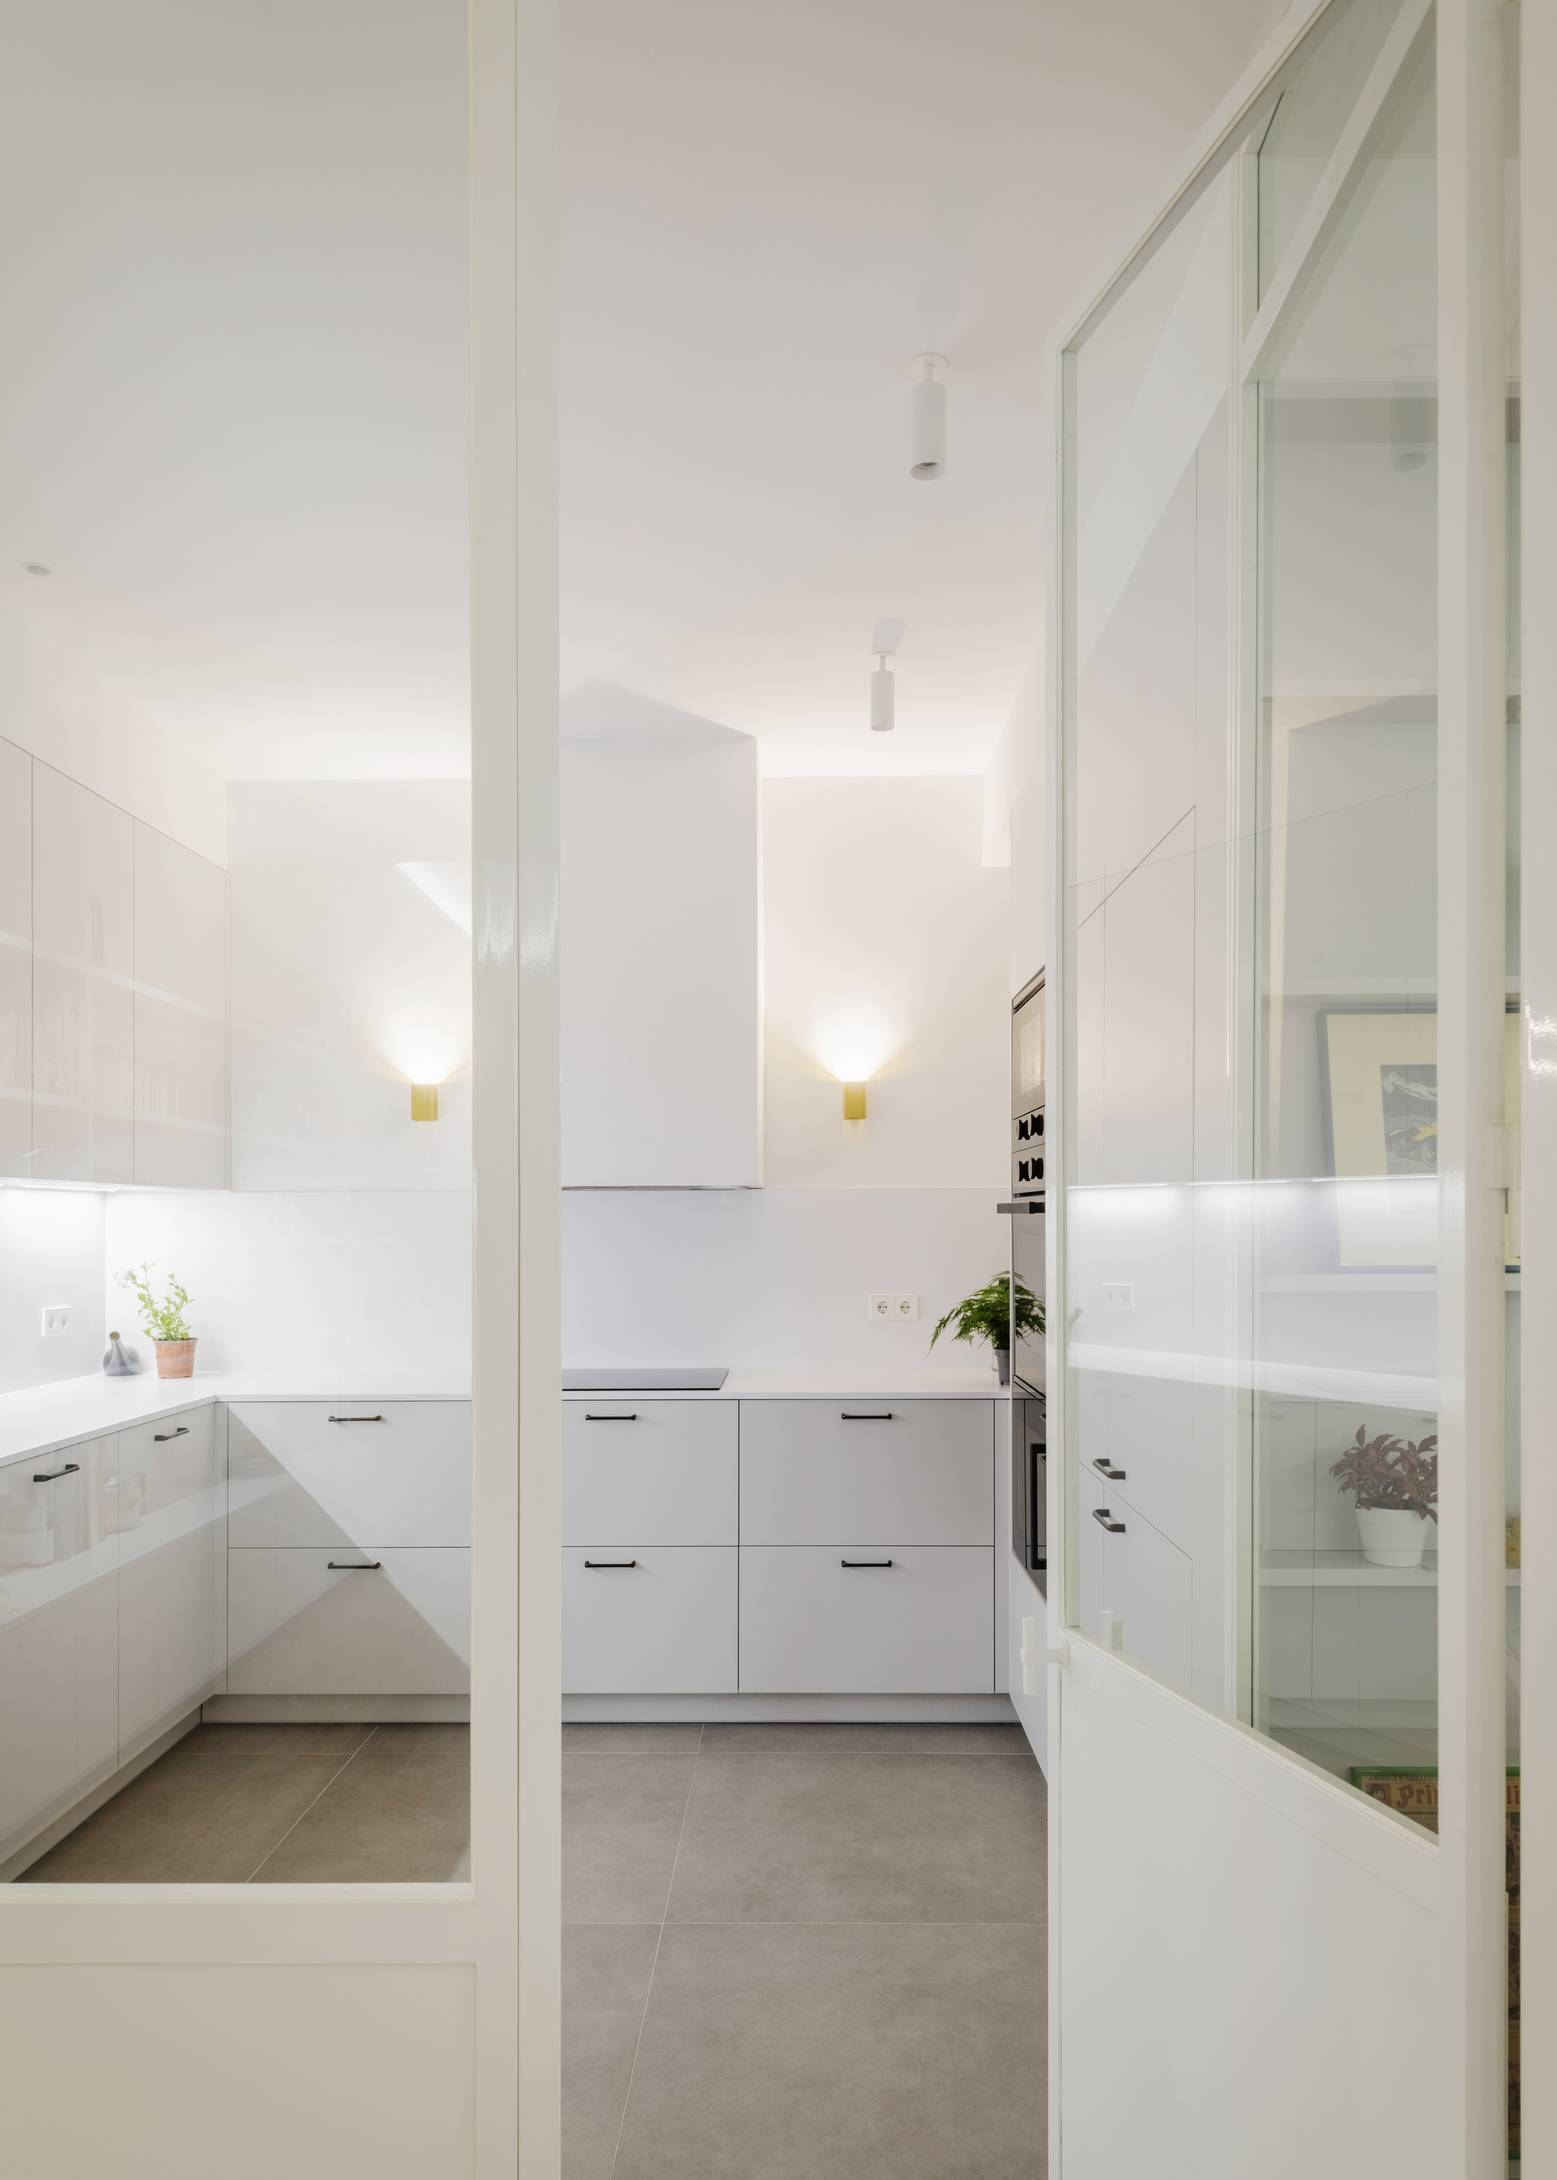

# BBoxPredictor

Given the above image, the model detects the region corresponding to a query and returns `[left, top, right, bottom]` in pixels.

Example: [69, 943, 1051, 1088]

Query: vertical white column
[1435, 0, 1509, 2169]
[469, 0, 560, 2170]
[1519, 0, 1555, 2163]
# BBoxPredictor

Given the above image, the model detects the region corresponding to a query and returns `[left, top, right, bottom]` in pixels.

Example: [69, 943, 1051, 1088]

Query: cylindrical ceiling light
[869, 654, 895, 733]
[909, 353, 947, 481]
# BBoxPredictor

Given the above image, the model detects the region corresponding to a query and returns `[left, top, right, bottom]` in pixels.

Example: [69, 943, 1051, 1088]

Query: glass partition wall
[1061, 0, 1497, 1797]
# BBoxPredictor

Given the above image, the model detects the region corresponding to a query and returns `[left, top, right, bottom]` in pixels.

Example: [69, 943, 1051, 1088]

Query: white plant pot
[1355, 1506, 1429, 1568]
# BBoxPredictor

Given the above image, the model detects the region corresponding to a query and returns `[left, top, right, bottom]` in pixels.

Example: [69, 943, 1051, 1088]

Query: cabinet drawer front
[738, 1401, 993, 1544]
[116, 1405, 224, 1763]
[563, 1400, 737, 1545]
[228, 1401, 470, 1548]
[227, 1548, 470, 1695]
[739, 1546, 993, 1694]
[563, 1546, 736, 1694]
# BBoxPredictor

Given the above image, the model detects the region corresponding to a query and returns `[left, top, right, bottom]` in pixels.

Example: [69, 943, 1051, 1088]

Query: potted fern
[929, 1272, 1043, 1386]
[1329, 1425, 1438, 1567]
[118, 1263, 199, 1380]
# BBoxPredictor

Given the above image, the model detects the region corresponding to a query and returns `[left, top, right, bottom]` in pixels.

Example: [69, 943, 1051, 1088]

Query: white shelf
[1260, 1271, 1520, 1293]
[1261, 1549, 1521, 1590]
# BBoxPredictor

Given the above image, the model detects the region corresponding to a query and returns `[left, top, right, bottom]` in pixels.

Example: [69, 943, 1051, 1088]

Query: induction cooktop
[562, 1367, 729, 1392]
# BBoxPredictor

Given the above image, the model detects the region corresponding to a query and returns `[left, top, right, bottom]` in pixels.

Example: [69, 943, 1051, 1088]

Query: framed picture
[1318, 1004, 1521, 1269]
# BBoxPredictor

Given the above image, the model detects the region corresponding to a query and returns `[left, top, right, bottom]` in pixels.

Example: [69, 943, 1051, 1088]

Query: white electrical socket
[1101, 1282, 1135, 1307]
[893, 1293, 920, 1320]
[41, 1305, 72, 1338]
[868, 1293, 894, 1322]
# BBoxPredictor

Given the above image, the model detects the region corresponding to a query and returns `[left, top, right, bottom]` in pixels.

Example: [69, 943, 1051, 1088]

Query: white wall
[0, 1188, 107, 1391]
[762, 778, 1007, 1190]
[103, 1189, 470, 1376]
[562, 1187, 1008, 1377]
[228, 782, 472, 1190]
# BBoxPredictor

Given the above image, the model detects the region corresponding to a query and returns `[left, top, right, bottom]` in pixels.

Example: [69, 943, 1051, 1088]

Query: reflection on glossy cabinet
[227, 1548, 471, 1695]
[0, 1437, 119, 1863]
[31, 766, 135, 1183]
[0, 740, 30, 1175]
[133, 822, 229, 1187]
[115, 1407, 225, 1765]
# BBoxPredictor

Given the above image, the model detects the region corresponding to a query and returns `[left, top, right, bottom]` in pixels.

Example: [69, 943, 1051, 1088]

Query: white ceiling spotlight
[869, 618, 903, 733]
[909, 353, 947, 481]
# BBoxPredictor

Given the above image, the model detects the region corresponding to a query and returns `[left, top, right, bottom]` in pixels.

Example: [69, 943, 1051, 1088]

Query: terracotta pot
[154, 1339, 197, 1380]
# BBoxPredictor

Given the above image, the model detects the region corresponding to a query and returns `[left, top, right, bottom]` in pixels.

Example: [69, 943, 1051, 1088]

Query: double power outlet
[868, 1292, 921, 1324]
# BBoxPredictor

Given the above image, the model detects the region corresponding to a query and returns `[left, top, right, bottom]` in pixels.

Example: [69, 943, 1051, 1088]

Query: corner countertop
[0, 1365, 1005, 1471]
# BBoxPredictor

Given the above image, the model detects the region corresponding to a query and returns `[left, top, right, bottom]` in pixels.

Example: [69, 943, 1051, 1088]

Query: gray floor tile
[613, 1922, 1046, 2180]
[20, 1724, 375, 1884]
[700, 1723, 1040, 1762]
[564, 1724, 705, 1755]
[564, 1752, 698, 1924]
[563, 1924, 660, 2180]
[252, 1724, 471, 1883]
[667, 1751, 1045, 1925]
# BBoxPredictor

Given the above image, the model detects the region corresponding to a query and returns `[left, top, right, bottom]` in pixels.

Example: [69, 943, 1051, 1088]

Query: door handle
[154, 1425, 190, 1443]
[840, 1412, 893, 1422]
[583, 1559, 637, 1569]
[583, 1413, 637, 1423]
[326, 1559, 383, 1571]
[1091, 1456, 1126, 1480]
[32, 1461, 81, 1483]
[840, 1558, 894, 1569]
[1091, 1508, 1126, 1533]
[328, 1415, 384, 1424]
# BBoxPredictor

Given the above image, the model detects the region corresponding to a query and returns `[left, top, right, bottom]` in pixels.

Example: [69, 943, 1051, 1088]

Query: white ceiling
[1, 0, 1282, 785]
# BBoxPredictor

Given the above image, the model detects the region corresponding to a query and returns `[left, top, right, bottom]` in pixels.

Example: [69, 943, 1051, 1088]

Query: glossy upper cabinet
[133, 823, 230, 1187]
[561, 734, 761, 1187]
[31, 764, 135, 1183]
[0, 741, 29, 1176]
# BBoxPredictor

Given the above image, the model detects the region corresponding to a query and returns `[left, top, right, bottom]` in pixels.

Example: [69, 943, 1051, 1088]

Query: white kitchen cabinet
[0, 738, 30, 1176]
[0, 1437, 119, 1864]
[1078, 1480, 1194, 1695]
[560, 734, 761, 1187]
[227, 1400, 471, 1549]
[133, 822, 229, 1188]
[115, 1406, 224, 1766]
[563, 1400, 736, 1546]
[563, 1546, 737, 1693]
[227, 1547, 470, 1696]
[30, 764, 135, 1184]
[738, 1400, 993, 1546]
[739, 1545, 994, 1695]
[1102, 817, 1195, 1187]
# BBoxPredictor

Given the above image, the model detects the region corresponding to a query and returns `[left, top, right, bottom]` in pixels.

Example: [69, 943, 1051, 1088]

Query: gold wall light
[842, 1082, 868, 1122]
[410, 1084, 440, 1123]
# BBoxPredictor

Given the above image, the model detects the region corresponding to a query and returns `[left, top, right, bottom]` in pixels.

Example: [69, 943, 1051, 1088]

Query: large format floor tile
[253, 1724, 471, 1882]
[612, 1921, 1046, 2180]
[563, 1923, 660, 2180]
[20, 1724, 375, 1884]
[666, 1748, 1046, 1925]
[699, 1723, 1035, 1761]
[564, 1750, 699, 1924]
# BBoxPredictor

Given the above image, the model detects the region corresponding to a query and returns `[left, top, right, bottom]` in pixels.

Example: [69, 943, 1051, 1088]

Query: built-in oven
[1000, 972, 1046, 1588]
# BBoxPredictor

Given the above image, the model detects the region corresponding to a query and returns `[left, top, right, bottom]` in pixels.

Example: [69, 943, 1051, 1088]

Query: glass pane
[1257, 0, 1409, 302]
[1252, 24, 1439, 1788]
[0, 6, 472, 1884]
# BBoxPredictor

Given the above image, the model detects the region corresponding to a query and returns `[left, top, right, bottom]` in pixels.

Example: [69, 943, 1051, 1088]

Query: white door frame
[1044, 0, 1519, 2169]
[0, 3, 561, 2173]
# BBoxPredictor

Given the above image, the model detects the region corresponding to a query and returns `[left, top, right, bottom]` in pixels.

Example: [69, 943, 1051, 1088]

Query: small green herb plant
[118, 1263, 195, 1345]
[929, 1272, 1043, 1357]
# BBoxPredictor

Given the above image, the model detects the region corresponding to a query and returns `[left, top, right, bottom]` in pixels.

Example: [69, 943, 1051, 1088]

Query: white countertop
[0, 1364, 1004, 1470]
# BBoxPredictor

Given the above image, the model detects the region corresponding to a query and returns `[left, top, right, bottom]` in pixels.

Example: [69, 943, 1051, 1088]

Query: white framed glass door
[1046, 0, 1529, 2169]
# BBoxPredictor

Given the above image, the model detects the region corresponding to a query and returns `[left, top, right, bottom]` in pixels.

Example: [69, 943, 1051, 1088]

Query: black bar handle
[1091, 1456, 1126, 1480]
[584, 1413, 638, 1423]
[328, 1415, 384, 1424]
[841, 1557, 894, 1569]
[154, 1425, 190, 1443]
[326, 1559, 383, 1570]
[32, 1461, 81, 1483]
[1091, 1508, 1126, 1534]
[583, 1558, 637, 1569]
[995, 1200, 1046, 1215]
[841, 1411, 893, 1421]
